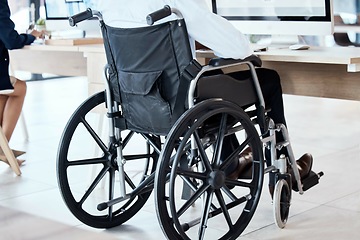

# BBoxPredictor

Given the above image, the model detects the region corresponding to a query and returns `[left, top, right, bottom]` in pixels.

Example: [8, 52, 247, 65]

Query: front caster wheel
[273, 179, 291, 228]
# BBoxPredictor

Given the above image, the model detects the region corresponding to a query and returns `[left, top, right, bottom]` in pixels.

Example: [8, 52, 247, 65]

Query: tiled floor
[0, 76, 359, 239]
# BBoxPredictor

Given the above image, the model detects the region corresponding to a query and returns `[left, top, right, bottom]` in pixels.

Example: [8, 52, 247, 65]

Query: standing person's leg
[0, 77, 26, 165]
[1, 77, 27, 141]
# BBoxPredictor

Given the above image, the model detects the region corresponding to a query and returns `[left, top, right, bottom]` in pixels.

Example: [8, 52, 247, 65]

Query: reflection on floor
[0, 76, 359, 239]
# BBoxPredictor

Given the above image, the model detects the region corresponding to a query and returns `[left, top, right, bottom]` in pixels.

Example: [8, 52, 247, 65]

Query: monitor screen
[210, 0, 334, 36]
[44, 0, 100, 37]
[45, 0, 98, 19]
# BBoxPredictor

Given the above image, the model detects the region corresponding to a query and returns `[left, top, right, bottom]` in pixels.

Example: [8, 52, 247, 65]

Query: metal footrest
[293, 171, 324, 192]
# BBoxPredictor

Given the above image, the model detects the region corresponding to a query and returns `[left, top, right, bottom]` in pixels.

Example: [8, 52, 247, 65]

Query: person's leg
[222, 134, 240, 175]
[0, 95, 8, 124]
[252, 69, 287, 190]
[227, 68, 287, 148]
[227, 68, 286, 187]
[1, 77, 27, 141]
[254, 68, 287, 127]
[0, 77, 26, 166]
[227, 68, 312, 194]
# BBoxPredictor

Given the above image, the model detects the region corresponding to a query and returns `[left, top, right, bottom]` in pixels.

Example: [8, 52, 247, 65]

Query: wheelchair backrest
[101, 19, 193, 135]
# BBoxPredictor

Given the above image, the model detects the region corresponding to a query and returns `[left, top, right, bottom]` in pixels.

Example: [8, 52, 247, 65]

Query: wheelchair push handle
[147, 5, 172, 25]
[69, 8, 93, 27]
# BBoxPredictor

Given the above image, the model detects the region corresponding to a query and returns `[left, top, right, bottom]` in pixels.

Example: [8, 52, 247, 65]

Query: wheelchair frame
[57, 6, 323, 240]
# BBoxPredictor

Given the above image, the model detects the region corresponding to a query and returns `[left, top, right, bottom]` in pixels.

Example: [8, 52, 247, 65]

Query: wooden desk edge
[196, 48, 360, 73]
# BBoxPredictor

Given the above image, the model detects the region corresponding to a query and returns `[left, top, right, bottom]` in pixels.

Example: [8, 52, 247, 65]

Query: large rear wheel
[155, 99, 264, 240]
[57, 92, 160, 228]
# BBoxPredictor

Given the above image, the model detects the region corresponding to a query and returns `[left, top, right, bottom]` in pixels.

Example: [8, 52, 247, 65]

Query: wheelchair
[57, 6, 323, 240]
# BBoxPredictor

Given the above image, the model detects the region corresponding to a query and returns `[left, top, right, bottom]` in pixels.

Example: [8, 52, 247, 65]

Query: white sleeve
[174, 0, 253, 59]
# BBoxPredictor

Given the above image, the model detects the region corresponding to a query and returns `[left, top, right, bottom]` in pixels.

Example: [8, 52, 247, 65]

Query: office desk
[9, 44, 106, 96]
[9, 44, 87, 77]
[334, 25, 360, 33]
[9, 44, 360, 101]
[197, 46, 360, 101]
[77, 44, 107, 95]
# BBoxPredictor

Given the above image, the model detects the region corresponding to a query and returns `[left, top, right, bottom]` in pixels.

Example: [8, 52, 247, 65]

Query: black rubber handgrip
[146, 5, 172, 25]
[69, 8, 93, 27]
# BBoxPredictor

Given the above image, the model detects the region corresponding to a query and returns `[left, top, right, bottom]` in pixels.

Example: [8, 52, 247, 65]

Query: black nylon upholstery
[101, 19, 193, 135]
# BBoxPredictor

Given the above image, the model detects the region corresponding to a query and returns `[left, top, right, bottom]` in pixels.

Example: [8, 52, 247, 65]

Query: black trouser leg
[221, 134, 240, 175]
[228, 68, 288, 186]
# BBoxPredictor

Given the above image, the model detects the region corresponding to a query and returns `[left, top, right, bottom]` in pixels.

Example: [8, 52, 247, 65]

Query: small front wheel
[273, 179, 291, 228]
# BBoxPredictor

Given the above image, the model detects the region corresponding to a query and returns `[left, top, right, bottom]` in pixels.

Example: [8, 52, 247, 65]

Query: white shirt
[97, 0, 253, 59]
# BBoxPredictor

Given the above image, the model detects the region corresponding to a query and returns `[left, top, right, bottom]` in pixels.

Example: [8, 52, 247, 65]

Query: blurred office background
[7, 0, 360, 47]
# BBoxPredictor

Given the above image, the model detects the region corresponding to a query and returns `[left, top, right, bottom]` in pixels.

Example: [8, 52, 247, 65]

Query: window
[8, 0, 44, 32]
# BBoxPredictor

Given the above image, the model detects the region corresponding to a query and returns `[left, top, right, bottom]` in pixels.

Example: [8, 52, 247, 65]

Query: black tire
[155, 99, 264, 240]
[57, 91, 159, 228]
[273, 179, 291, 228]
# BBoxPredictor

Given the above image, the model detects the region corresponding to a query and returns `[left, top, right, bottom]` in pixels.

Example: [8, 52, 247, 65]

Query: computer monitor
[210, 0, 334, 37]
[44, 0, 100, 37]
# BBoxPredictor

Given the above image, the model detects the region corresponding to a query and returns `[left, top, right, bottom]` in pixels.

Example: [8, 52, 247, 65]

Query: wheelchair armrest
[208, 55, 262, 68]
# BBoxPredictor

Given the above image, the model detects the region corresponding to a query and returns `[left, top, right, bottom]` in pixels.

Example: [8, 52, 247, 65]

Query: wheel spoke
[199, 190, 214, 240]
[108, 168, 115, 220]
[168, 140, 191, 166]
[124, 153, 155, 161]
[79, 166, 110, 205]
[219, 136, 253, 172]
[214, 189, 234, 230]
[193, 131, 212, 171]
[66, 156, 107, 166]
[176, 168, 208, 181]
[80, 116, 108, 153]
[140, 133, 162, 154]
[213, 113, 228, 166]
[122, 131, 135, 147]
[176, 183, 210, 218]
[225, 178, 253, 188]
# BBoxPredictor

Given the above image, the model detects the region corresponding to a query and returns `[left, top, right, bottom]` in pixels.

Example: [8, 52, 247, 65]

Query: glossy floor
[0, 77, 359, 239]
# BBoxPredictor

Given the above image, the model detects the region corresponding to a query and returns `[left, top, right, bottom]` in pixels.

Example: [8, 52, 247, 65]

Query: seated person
[0, 0, 45, 165]
[98, 0, 313, 195]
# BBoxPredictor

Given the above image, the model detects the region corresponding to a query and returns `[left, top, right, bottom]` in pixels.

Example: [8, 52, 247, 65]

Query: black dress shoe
[288, 153, 313, 186]
[297, 153, 313, 178]
[227, 147, 253, 180]
[267, 154, 313, 197]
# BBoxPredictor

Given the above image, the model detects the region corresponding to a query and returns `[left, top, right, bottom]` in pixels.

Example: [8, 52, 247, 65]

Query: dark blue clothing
[0, 0, 36, 90]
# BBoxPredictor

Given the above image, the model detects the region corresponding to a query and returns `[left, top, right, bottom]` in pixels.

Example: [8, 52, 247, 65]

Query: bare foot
[17, 159, 26, 166]
[0, 149, 26, 157]
[0, 148, 26, 166]
[0, 157, 25, 166]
